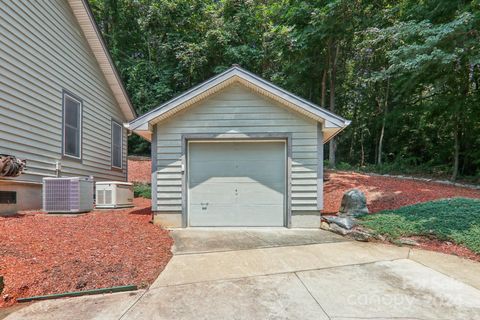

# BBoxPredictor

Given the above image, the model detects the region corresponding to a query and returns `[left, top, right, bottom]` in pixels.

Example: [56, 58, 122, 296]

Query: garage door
[188, 141, 286, 227]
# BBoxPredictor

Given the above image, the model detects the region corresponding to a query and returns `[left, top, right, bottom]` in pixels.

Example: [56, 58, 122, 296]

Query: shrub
[133, 183, 151, 199]
[336, 162, 354, 171]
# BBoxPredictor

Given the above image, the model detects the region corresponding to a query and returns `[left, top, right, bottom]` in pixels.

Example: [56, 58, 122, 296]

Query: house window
[62, 92, 82, 159]
[111, 120, 123, 169]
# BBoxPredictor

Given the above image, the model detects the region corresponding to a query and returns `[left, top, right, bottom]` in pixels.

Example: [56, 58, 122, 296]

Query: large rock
[349, 230, 373, 242]
[339, 189, 369, 217]
[398, 238, 419, 246]
[329, 223, 350, 236]
[324, 215, 356, 230]
[320, 221, 331, 231]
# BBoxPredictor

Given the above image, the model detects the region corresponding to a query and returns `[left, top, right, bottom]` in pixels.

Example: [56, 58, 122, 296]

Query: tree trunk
[321, 67, 327, 108]
[451, 65, 470, 181]
[360, 131, 365, 167]
[329, 140, 337, 168]
[377, 79, 390, 165]
[451, 126, 459, 181]
[377, 116, 386, 165]
[328, 43, 340, 168]
[349, 104, 358, 159]
[321, 40, 331, 108]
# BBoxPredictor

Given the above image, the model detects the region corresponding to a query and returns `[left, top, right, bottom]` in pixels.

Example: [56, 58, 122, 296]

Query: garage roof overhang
[126, 66, 350, 142]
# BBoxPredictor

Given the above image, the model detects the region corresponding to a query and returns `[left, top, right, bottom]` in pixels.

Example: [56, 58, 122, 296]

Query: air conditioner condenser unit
[95, 181, 134, 209]
[43, 177, 94, 213]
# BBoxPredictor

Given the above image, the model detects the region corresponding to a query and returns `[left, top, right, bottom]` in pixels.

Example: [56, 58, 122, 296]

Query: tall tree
[88, 0, 480, 181]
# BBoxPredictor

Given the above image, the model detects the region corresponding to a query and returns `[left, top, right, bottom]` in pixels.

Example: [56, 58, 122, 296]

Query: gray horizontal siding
[0, 0, 127, 184]
[154, 84, 319, 212]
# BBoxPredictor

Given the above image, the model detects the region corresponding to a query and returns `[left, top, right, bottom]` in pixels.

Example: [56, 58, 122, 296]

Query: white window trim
[62, 92, 82, 160]
[111, 120, 123, 169]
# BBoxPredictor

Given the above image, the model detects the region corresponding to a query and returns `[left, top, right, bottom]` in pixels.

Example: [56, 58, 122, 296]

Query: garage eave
[124, 123, 152, 141]
[323, 120, 351, 144]
[127, 66, 350, 134]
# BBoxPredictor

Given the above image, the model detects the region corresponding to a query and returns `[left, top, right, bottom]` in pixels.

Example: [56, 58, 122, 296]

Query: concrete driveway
[170, 228, 348, 254]
[5, 229, 480, 320]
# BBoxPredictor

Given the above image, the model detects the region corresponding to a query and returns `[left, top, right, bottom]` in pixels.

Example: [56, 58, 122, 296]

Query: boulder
[324, 215, 356, 230]
[329, 223, 350, 236]
[398, 238, 419, 246]
[339, 189, 369, 217]
[320, 221, 331, 231]
[349, 230, 372, 242]
[374, 234, 387, 241]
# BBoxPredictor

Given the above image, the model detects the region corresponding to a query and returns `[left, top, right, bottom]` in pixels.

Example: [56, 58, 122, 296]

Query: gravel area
[0, 198, 172, 307]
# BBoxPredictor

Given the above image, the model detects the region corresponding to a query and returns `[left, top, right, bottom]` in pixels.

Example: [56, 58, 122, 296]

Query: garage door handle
[201, 202, 209, 210]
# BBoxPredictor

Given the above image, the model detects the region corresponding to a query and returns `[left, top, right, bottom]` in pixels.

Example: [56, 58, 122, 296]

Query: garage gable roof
[126, 66, 350, 140]
[68, 0, 136, 121]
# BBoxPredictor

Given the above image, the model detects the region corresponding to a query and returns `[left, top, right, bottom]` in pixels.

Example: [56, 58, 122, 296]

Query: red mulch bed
[0, 198, 172, 307]
[2, 165, 480, 307]
[324, 170, 480, 214]
[127, 160, 480, 207]
[128, 160, 151, 184]
[410, 237, 480, 262]
[324, 170, 480, 261]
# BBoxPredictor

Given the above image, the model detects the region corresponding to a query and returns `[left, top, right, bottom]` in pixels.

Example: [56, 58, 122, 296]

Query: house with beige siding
[127, 66, 350, 228]
[0, 0, 136, 214]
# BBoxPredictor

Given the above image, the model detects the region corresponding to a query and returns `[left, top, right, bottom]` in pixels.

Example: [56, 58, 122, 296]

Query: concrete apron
[170, 228, 349, 254]
[5, 242, 480, 320]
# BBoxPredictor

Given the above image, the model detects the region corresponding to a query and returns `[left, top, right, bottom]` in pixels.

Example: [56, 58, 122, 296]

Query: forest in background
[88, 0, 480, 181]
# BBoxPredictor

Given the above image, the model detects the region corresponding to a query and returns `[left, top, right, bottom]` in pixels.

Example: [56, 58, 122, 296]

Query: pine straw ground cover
[0, 198, 172, 307]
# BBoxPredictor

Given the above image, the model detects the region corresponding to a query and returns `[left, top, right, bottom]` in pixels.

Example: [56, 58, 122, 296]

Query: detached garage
[127, 66, 350, 228]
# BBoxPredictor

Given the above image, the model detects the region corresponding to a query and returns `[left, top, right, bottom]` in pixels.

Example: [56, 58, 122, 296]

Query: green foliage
[129, 135, 151, 157]
[359, 198, 480, 253]
[88, 0, 480, 180]
[335, 162, 355, 171]
[133, 183, 152, 199]
[360, 161, 452, 177]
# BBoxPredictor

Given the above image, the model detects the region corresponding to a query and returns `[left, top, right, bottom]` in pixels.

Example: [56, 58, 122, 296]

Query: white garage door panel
[235, 182, 285, 204]
[189, 205, 284, 227]
[235, 160, 284, 182]
[188, 142, 286, 227]
[190, 160, 282, 183]
[189, 183, 236, 204]
[189, 161, 236, 183]
[190, 182, 284, 205]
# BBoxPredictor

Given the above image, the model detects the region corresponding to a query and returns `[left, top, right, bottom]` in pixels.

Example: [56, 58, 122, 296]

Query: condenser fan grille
[43, 177, 93, 213]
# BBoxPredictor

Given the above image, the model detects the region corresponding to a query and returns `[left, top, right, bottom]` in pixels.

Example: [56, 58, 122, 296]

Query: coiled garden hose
[0, 154, 26, 177]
